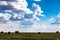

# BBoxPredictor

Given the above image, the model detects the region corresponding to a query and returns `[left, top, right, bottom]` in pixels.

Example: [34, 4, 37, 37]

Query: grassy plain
[0, 32, 60, 40]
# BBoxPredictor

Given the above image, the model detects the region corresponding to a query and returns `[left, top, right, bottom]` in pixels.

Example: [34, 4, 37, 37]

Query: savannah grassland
[0, 32, 60, 40]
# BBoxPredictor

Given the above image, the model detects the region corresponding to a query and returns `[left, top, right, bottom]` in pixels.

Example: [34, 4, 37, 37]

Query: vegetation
[8, 32, 10, 34]
[0, 32, 60, 40]
[0, 31, 4, 33]
[15, 31, 19, 33]
[38, 32, 41, 34]
[56, 31, 59, 33]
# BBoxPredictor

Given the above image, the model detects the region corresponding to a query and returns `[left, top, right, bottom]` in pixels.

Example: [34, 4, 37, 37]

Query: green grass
[0, 33, 60, 40]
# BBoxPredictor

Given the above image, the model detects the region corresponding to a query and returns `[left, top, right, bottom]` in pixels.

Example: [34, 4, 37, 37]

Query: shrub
[38, 32, 41, 34]
[8, 32, 10, 34]
[56, 31, 59, 33]
[15, 31, 19, 33]
[0, 31, 4, 33]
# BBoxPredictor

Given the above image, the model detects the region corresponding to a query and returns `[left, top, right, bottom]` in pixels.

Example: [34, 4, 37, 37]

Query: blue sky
[27, 0, 60, 17]
[0, 0, 60, 32]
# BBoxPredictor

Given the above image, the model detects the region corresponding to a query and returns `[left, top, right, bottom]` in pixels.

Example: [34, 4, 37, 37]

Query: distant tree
[15, 31, 19, 33]
[56, 31, 59, 33]
[38, 32, 41, 34]
[8, 32, 10, 34]
[0, 31, 4, 33]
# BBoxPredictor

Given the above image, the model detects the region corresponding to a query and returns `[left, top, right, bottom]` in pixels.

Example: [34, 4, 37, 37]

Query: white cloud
[0, 1, 8, 5]
[24, 23, 48, 32]
[49, 18, 56, 23]
[0, 19, 60, 32]
[5, 10, 13, 13]
[49, 18, 54, 21]
[0, 0, 45, 32]
[33, 0, 41, 2]
[50, 12, 60, 24]
[32, 3, 44, 16]
[0, 21, 20, 32]
[0, 13, 11, 21]
[57, 12, 60, 17]
[28, 23, 60, 32]
[0, 0, 33, 13]
[7, 0, 33, 13]
[0, 0, 44, 21]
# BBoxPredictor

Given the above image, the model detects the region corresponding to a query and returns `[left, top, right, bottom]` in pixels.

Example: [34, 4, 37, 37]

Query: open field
[0, 32, 60, 40]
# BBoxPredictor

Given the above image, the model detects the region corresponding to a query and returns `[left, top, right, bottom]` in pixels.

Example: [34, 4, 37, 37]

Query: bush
[56, 31, 59, 33]
[38, 32, 41, 34]
[0, 31, 4, 33]
[8, 32, 10, 34]
[15, 31, 19, 33]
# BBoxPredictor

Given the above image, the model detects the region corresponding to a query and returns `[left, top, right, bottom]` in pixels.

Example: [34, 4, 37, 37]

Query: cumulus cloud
[0, 0, 16, 1]
[0, 21, 20, 32]
[0, 20, 60, 32]
[20, 21, 60, 32]
[0, 0, 45, 32]
[26, 24, 47, 32]
[0, 0, 44, 21]
[50, 12, 60, 24]
[0, 1, 8, 5]
[0, 13, 11, 21]
[33, 0, 41, 2]
[8, 0, 33, 13]
[32, 3, 44, 16]
[57, 12, 60, 17]
[27, 22, 60, 32]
